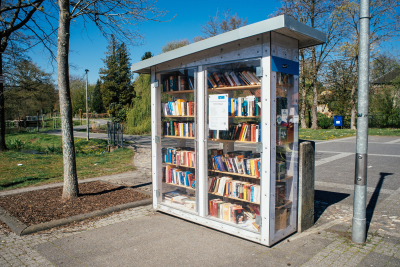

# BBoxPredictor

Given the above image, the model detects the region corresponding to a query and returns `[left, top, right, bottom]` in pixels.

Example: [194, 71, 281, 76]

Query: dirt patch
[327, 229, 352, 242]
[29, 138, 38, 142]
[0, 182, 150, 226]
[0, 220, 12, 233]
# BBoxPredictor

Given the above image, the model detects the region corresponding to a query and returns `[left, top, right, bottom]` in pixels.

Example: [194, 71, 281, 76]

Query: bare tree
[0, 0, 45, 151]
[340, 0, 400, 130]
[277, 0, 348, 129]
[54, 0, 167, 198]
[200, 8, 248, 38]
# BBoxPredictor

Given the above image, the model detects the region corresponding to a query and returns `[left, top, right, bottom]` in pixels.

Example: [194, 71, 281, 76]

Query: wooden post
[36, 110, 39, 132]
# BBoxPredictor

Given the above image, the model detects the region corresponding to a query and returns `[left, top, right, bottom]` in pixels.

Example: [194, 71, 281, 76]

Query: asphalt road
[47, 126, 400, 208]
[314, 136, 400, 209]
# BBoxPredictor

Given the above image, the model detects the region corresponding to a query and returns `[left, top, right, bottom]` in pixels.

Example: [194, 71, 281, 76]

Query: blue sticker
[271, 56, 299, 76]
[218, 96, 225, 99]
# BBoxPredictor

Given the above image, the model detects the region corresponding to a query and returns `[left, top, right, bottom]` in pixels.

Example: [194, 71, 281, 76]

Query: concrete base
[298, 140, 315, 233]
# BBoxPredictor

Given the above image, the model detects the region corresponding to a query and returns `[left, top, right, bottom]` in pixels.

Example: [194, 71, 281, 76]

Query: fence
[81, 113, 110, 119]
[107, 122, 123, 147]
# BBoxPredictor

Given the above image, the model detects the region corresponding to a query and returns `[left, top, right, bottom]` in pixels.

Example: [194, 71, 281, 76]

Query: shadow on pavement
[79, 186, 127, 196]
[314, 190, 350, 223]
[366, 172, 393, 232]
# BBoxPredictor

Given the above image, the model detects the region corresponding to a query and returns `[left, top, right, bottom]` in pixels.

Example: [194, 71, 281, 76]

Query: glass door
[157, 68, 198, 213]
[272, 70, 299, 235]
[205, 59, 263, 232]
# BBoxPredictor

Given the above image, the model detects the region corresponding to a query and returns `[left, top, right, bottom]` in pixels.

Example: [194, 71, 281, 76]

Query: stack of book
[162, 75, 195, 92]
[208, 176, 261, 203]
[163, 166, 195, 188]
[162, 99, 195, 116]
[208, 199, 260, 229]
[207, 70, 261, 89]
[209, 122, 261, 142]
[164, 190, 196, 209]
[228, 97, 261, 117]
[163, 121, 195, 138]
[162, 147, 196, 167]
[209, 199, 245, 224]
[208, 150, 261, 177]
[276, 183, 286, 206]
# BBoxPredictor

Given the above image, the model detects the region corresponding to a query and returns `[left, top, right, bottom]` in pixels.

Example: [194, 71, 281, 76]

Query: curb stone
[0, 206, 27, 235]
[0, 198, 152, 236]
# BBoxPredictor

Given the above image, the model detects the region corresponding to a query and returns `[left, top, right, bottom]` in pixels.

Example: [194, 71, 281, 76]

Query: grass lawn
[299, 128, 400, 140]
[299, 129, 356, 140]
[1, 133, 135, 191]
[368, 128, 400, 136]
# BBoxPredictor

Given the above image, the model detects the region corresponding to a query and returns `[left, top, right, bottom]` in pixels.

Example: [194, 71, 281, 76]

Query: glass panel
[274, 72, 298, 233]
[158, 68, 197, 213]
[205, 59, 262, 232]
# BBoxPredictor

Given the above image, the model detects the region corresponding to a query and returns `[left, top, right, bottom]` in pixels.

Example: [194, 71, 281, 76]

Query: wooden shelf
[208, 192, 260, 205]
[275, 200, 292, 210]
[208, 169, 259, 179]
[208, 138, 257, 144]
[276, 84, 293, 88]
[163, 182, 195, 190]
[163, 136, 195, 140]
[163, 115, 194, 118]
[229, 116, 260, 118]
[164, 162, 195, 169]
[163, 90, 194, 95]
[208, 85, 260, 92]
[276, 175, 293, 182]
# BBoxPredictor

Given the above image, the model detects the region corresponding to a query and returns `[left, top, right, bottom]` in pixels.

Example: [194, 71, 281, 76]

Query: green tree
[69, 75, 86, 115]
[100, 37, 134, 121]
[126, 52, 153, 134]
[0, 0, 46, 151]
[141, 52, 153, 60]
[161, 39, 190, 53]
[369, 54, 400, 127]
[4, 59, 56, 120]
[90, 79, 105, 113]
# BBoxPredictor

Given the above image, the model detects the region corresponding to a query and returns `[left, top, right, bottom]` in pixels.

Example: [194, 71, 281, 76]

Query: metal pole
[85, 69, 89, 141]
[352, 0, 370, 244]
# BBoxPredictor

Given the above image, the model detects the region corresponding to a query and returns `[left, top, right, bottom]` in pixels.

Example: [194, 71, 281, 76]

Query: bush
[6, 138, 25, 150]
[318, 116, 333, 129]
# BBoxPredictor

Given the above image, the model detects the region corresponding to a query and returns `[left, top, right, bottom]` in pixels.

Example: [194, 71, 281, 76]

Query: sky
[27, 0, 282, 84]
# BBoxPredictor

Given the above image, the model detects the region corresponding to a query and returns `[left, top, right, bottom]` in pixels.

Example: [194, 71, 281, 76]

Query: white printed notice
[209, 94, 228, 130]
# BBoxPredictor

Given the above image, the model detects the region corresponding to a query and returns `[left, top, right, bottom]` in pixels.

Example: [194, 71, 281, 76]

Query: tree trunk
[350, 83, 357, 130]
[41, 108, 44, 129]
[311, 46, 318, 130]
[300, 50, 308, 129]
[308, 109, 312, 128]
[0, 52, 7, 151]
[57, 0, 79, 199]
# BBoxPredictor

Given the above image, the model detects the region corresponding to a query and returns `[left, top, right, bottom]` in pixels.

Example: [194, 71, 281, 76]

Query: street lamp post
[352, 0, 370, 244]
[85, 69, 89, 141]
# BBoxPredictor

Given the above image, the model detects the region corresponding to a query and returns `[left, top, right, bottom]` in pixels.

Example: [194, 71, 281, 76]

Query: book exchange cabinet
[131, 15, 325, 246]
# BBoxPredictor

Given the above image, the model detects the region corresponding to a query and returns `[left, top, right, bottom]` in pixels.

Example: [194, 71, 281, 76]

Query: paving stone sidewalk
[1, 143, 400, 266]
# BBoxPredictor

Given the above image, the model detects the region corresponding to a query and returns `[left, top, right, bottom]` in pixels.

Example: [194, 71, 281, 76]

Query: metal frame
[151, 67, 162, 208]
[260, 32, 272, 246]
[143, 21, 324, 246]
